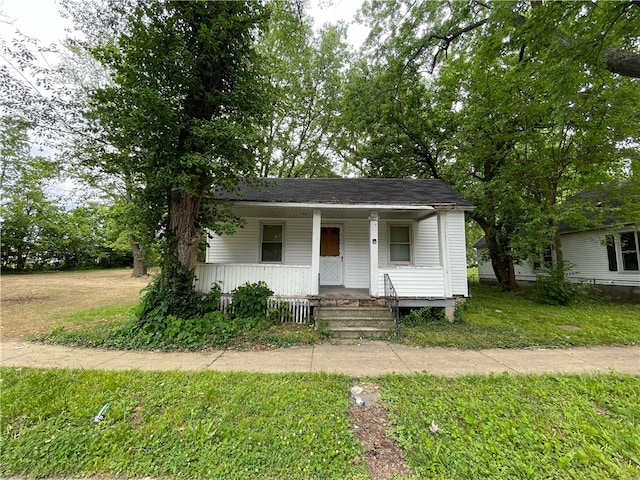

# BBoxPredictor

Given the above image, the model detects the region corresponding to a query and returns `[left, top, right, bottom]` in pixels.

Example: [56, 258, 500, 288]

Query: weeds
[34, 280, 324, 350]
[399, 283, 640, 349]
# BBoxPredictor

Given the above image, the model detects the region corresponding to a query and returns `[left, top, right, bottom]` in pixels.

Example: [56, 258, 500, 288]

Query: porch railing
[384, 273, 400, 325]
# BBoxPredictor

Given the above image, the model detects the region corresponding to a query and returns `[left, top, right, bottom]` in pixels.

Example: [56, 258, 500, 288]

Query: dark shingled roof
[215, 178, 474, 208]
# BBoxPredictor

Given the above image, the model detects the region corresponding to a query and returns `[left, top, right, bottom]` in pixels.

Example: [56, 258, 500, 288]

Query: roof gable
[214, 178, 474, 208]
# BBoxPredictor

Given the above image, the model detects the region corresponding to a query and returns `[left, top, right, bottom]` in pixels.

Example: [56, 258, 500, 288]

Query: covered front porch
[195, 203, 458, 300]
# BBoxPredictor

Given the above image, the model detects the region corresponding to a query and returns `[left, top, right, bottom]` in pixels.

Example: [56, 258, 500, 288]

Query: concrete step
[314, 306, 396, 339]
[328, 326, 396, 339]
[314, 307, 393, 320]
[317, 298, 388, 307]
[321, 318, 395, 329]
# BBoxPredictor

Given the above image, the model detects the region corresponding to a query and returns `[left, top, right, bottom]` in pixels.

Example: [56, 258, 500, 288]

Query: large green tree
[352, 0, 640, 288]
[257, 2, 349, 177]
[0, 119, 62, 271]
[65, 1, 271, 313]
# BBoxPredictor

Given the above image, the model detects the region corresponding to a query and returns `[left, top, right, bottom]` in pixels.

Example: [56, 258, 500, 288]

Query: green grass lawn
[2, 368, 639, 479]
[380, 372, 640, 479]
[1, 368, 367, 479]
[400, 283, 640, 349]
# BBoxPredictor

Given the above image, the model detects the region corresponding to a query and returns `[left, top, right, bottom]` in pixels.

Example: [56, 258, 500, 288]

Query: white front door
[320, 225, 343, 286]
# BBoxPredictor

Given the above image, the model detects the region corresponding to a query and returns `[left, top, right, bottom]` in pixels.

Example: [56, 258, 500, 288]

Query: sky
[0, 0, 369, 49]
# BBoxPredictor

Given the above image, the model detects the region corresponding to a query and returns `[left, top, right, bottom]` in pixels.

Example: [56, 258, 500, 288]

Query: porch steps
[314, 306, 396, 339]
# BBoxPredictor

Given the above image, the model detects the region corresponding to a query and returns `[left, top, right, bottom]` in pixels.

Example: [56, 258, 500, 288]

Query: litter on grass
[93, 403, 110, 423]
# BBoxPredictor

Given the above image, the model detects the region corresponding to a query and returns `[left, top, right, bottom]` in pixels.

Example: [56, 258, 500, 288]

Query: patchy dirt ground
[0, 269, 152, 339]
[349, 382, 413, 480]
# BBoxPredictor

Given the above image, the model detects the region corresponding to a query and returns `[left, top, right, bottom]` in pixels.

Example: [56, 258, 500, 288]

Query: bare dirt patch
[349, 382, 413, 480]
[0, 269, 152, 339]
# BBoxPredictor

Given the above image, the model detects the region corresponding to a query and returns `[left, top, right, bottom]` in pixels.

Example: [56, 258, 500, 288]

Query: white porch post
[437, 210, 453, 298]
[369, 211, 379, 297]
[311, 209, 321, 295]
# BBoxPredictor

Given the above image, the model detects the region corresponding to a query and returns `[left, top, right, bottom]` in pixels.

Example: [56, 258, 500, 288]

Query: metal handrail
[384, 273, 399, 325]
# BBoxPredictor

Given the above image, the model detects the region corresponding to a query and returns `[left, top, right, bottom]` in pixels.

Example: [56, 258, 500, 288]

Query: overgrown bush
[110, 279, 279, 350]
[201, 282, 222, 313]
[534, 264, 591, 306]
[400, 307, 445, 327]
[230, 281, 274, 319]
[35, 277, 321, 351]
[136, 267, 203, 323]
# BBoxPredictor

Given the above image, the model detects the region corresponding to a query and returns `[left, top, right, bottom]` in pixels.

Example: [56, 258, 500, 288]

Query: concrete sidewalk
[1, 339, 639, 376]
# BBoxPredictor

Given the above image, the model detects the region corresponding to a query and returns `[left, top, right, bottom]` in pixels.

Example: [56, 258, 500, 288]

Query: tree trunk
[484, 227, 518, 290]
[551, 228, 565, 275]
[130, 238, 148, 277]
[165, 190, 203, 280]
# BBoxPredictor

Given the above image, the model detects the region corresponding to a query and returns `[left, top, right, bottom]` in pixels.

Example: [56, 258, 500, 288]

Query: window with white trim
[606, 232, 639, 272]
[532, 245, 553, 271]
[620, 231, 639, 271]
[261, 224, 283, 262]
[389, 225, 411, 263]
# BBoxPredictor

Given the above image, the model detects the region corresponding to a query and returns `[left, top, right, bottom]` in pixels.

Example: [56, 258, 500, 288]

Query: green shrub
[136, 267, 203, 323]
[400, 307, 445, 327]
[201, 282, 222, 313]
[231, 281, 274, 319]
[534, 264, 592, 306]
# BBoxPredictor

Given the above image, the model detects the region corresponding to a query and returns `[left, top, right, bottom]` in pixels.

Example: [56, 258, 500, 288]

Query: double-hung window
[261, 224, 283, 262]
[620, 231, 639, 271]
[532, 245, 553, 271]
[606, 232, 639, 272]
[389, 225, 411, 263]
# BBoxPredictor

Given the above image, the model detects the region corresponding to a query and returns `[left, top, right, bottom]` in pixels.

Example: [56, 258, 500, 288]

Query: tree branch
[604, 49, 640, 78]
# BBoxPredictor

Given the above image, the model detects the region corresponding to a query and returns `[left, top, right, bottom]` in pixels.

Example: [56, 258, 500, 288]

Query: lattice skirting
[218, 295, 311, 324]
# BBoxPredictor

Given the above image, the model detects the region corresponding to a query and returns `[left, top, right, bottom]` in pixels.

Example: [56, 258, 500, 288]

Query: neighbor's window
[620, 231, 639, 271]
[389, 225, 411, 263]
[533, 245, 553, 271]
[261, 224, 283, 262]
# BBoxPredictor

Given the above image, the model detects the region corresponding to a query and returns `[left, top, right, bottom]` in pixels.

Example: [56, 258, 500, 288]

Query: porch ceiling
[231, 205, 434, 220]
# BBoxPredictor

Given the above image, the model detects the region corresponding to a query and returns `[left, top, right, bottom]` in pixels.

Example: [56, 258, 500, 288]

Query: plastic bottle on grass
[93, 403, 110, 423]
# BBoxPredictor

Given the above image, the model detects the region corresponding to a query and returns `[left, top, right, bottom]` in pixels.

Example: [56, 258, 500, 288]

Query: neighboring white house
[475, 224, 640, 298]
[194, 178, 474, 317]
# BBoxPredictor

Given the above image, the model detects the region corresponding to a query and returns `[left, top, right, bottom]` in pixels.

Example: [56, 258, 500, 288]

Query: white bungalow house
[194, 178, 474, 330]
[475, 224, 640, 299]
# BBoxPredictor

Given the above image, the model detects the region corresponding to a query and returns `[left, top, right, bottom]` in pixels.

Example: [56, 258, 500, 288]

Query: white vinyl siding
[195, 263, 311, 296]
[378, 267, 446, 297]
[206, 219, 259, 263]
[207, 218, 312, 266]
[206, 211, 474, 297]
[283, 218, 312, 264]
[343, 220, 369, 288]
[447, 210, 469, 296]
[477, 228, 640, 287]
[414, 216, 440, 266]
